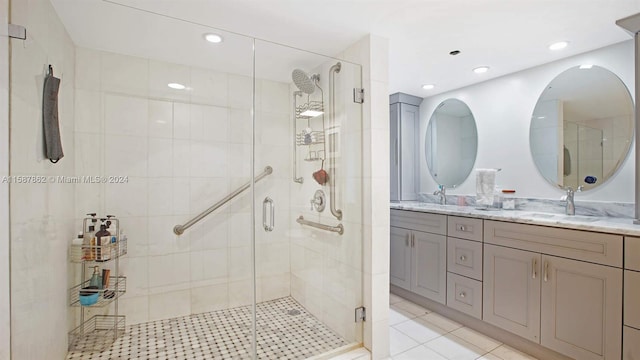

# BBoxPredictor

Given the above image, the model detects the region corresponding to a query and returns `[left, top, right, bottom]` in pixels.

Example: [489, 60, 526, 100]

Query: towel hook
[48, 65, 54, 76]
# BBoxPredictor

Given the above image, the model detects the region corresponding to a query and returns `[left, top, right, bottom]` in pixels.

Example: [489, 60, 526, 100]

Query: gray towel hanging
[43, 65, 64, 163]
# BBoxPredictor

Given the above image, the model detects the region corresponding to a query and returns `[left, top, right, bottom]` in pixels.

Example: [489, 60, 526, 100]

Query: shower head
[292, 69, 318, 94]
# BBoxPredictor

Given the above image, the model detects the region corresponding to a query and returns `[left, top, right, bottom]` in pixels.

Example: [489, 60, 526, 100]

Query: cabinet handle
[543, 261, 549, 282]
[459, 292, 466, 298]
[459, 255, 467, 262]
[406, 233, 410, 247]
[532, 258, 537, 279]
[411, 233, 415, 247]
[457, 224, 466, 232]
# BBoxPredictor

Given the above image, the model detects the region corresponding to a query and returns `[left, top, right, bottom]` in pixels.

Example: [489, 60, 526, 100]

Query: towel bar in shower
[173, 166, 273, 235]
[296, 215, 344, 235]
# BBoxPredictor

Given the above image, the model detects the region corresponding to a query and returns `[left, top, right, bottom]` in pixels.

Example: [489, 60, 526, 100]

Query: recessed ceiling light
[549, 41, 569, 51]
[579, 64, 593, 69]
[168, 83, 186, 90]
[473, 66, 489, 74]
[204, 33, 223, 43]
[422, 84, 435, 90]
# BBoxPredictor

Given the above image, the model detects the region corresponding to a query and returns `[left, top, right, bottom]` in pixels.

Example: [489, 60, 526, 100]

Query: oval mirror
[530, 65, 634, 191]
[425, 99, 478, 187]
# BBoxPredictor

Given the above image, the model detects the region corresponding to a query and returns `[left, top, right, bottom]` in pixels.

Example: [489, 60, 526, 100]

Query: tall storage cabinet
[390, 92, 422, 201]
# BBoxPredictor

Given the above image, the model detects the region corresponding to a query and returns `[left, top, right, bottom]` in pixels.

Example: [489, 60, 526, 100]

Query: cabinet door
[390, 226, 411, 290]
[541, 255, 622, 360]
[399, 103, 419, 201]
[412, 230, 446, 304]
[389, 103, 400, 201]
[483, 244, 541, 342]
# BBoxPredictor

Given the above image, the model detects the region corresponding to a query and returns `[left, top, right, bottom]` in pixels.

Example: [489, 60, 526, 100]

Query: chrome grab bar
[296, 215, 344, 235]
[173, 166, 273, 235]
[263, 197, 274, 232]
[328, 62, 343, 220]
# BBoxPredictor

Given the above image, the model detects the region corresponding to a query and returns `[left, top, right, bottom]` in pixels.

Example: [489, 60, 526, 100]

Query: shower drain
[287, 309, 301, 316]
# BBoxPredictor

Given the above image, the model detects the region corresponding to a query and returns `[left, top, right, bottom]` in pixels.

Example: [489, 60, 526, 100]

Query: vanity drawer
[625, 270, 640, 328]
[626, 236, 640, 271]
[484, 220, 623, 267]
[448, 216, 483, 242]
[447, 237, 483, 281]
[391, 209, 447, 235]
[447, 272, 482, 319]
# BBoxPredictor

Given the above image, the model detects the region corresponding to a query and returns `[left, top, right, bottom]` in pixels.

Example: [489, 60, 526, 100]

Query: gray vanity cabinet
[483, 244, 541, 342]
[390, 210, 447, 304]
[390, 93, 422, 201]
[484, 220, 622, 360]
[540, 255, 622, 360]
[411, 230, 446, 302]
[390, 226, 411, 290]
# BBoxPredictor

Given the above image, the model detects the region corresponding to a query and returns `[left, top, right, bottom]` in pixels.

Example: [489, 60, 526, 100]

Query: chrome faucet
[433, 185, 446, 205]
[563, 186, 583, 215]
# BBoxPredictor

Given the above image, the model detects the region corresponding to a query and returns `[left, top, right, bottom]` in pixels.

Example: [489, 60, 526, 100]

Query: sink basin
[526, 213, 599, 223]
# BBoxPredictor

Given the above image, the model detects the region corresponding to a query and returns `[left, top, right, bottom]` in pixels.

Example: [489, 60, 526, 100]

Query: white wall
[0, 0, 10, 358]
[74, 47, 292, 325]
[9, 0, 77, 358]
[341, 34, 391, 360]
[420, 40, 635, 202]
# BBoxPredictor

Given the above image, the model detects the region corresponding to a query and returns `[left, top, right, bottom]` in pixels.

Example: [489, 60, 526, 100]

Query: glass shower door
[252, 39, 364, 358]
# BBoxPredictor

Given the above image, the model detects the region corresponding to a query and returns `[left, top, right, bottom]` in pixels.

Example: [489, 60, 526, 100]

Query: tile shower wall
[74, 47, 291, 326]
[9, 0, 77, 359]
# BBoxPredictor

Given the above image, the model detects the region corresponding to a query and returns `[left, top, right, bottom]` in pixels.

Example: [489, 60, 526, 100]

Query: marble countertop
[391, 201, 640, 236]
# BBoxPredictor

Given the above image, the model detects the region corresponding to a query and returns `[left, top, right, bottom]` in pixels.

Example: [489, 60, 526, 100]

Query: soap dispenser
[89, 266, 103, 289]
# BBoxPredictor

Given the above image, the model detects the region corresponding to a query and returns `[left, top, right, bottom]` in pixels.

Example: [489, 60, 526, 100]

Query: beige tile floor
[388, 293, 538, 360]
[329, 293, 539, 360]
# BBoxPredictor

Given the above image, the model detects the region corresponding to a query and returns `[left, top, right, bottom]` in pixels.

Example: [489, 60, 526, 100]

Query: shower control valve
[310, 190, 326, 213]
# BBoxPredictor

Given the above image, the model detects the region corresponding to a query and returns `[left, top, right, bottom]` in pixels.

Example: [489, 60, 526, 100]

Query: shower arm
[293, 91, 304, 184]
[328, 62, 342, 220]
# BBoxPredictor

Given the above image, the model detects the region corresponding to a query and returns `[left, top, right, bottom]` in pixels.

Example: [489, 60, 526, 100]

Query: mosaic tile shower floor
[66, 297, 348, 360]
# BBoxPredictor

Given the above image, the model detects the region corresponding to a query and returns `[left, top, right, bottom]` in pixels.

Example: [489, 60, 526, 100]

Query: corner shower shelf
[69, 237, 127, 263]
[68, 216, 127, 353]
[295, 101, 324, 119]
[68, 315, 125, 352]
[296, 131, 325, 146]
[69, 276, 126, 307]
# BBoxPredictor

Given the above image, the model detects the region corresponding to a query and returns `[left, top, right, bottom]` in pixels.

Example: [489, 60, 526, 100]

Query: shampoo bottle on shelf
[84, 213, 98, 260]
[95, 219, 111, 261]
[84, 225, 97, 261]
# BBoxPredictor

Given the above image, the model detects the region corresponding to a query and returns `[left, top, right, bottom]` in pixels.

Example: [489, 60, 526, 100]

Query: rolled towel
[476, 169, 497, 206]
[43, 65, 64, 163]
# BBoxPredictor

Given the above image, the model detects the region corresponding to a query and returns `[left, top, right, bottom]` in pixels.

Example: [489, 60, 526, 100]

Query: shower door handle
[263, 197, 274, 232]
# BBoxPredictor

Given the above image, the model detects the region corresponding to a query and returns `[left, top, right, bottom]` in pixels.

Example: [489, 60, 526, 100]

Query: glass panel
[254, 39, 363, 358]
[22, 2, 258, 358]
[0, 0, 10, 357]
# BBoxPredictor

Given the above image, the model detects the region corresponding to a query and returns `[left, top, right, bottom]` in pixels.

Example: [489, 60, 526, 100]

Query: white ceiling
[50, 0, 640, 97]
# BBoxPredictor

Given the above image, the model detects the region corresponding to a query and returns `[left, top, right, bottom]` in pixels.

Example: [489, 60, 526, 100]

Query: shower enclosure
[7, 0, 364, 359]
